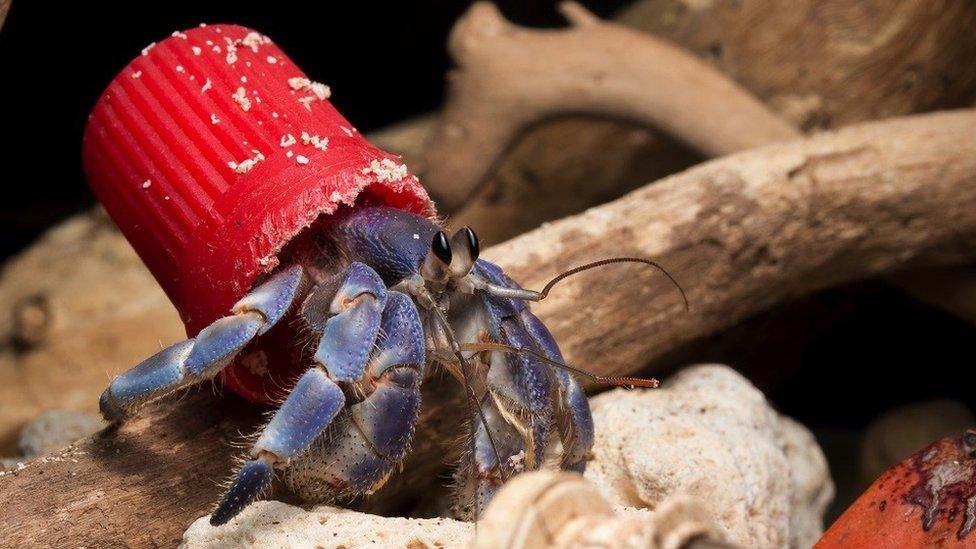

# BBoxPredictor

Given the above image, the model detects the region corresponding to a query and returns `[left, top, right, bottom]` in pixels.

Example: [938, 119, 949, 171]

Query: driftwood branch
[1, 110, 974, 545]
[0, 0, 9, 30]
[422, 2, 798, 210]
[374, 0, 976, 247]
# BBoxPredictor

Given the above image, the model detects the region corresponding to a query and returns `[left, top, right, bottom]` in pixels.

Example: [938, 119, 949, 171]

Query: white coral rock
[181, 501, 473, 548]
[584, 364, 833, 548]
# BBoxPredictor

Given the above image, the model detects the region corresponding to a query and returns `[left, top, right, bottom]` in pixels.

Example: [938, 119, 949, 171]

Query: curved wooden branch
[422, 1, 798, 210]
[0, 0, 9, 30]
[0, 110, 973, 545]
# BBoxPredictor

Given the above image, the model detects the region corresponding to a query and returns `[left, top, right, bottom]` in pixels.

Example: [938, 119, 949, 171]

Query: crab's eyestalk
[421, 231, 453, 282]
[449, 227, 480, 278]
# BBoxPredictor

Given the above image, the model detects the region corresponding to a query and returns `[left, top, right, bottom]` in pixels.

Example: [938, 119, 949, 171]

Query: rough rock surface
[18, 409, 104, 457]
[181, 502, 474, 548]
[585, 364, 833, 548]
[859, 398, 975, 485]
[181, 486, 707, 549]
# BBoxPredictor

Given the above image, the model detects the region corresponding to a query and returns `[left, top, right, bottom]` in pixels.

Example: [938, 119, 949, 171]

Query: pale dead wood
[0, 212, 183, 453]
[421, 1, 798, 211]
[1, 110, 973, 545]
[618, 0, 976, 129]
[398, 0, 976, 246]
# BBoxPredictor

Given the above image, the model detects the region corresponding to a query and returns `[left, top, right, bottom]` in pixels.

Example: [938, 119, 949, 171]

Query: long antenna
[537, 257, 689, 310]
[477, 257, 689, 311]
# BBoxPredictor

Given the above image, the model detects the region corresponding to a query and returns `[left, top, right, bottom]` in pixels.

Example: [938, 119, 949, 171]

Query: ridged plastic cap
[83, 24, 433, 334]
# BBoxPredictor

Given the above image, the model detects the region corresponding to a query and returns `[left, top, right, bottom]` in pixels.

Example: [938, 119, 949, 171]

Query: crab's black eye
[463, 227, 480, 262]
[432, 231, 452, 265]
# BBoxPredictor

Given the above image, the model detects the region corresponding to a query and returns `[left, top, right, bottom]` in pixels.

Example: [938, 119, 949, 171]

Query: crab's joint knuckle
[231, 265, 305, 335]
[314, 263, 390, 382]
[185, 313, 264, 376]
[328, 262, 388, 314]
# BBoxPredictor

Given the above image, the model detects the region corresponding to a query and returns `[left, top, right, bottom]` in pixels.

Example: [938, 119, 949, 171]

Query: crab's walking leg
[98, 265, 306, 421]
[284, 291, 427, 500]
[211, 262, 392, 526]
[210, 367, 346, 525]
[449, 396, 525, 519]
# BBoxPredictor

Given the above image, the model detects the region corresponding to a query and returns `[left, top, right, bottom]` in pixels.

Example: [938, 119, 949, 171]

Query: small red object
[816, 431, 976, 549]
[83, 24, 434, 403]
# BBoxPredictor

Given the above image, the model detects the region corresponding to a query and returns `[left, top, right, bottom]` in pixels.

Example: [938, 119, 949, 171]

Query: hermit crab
[83, 24, 682, 526]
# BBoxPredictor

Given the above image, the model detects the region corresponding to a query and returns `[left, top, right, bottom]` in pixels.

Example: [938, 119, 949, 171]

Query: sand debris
[242, 32, 271, 52]
[227, 150, 265, 174]
[300, 131, 328, 151]
[232, 87, 251, 111]
[363, 158, 408, 182]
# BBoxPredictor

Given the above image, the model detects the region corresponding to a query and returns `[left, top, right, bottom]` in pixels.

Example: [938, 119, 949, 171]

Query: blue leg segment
[471, 257, 594, 484]
[283, 292, 426, 500]
[494, 318, 554, 467]
[99, 265, 305, 421]
[254, 368, 346, 458]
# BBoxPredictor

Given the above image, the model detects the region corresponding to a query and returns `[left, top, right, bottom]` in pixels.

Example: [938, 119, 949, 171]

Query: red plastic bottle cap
[83, 24, 435, 402]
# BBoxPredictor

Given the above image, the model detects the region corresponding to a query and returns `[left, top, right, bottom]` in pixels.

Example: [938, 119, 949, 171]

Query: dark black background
[0, 0, 627, 260]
